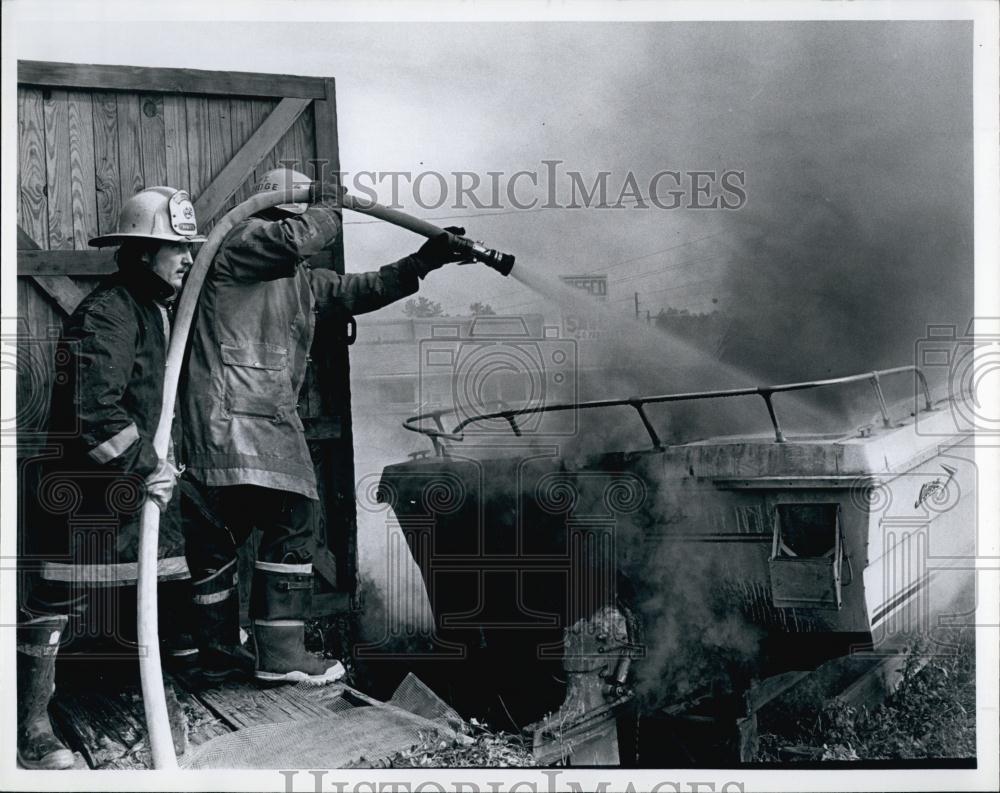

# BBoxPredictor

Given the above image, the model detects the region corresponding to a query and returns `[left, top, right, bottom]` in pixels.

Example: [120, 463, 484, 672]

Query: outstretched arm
[309, 226, 472, 316]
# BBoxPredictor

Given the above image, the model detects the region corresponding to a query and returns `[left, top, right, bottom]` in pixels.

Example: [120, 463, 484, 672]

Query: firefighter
[17, 186, 204, 769]
[180, 168, 470, 684]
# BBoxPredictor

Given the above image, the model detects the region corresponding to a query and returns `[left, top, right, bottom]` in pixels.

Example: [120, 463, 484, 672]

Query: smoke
[347, 20, 974, 713]
[609, 475, 766, 709]
[714, 23, 973, 425]
[507, 266, 828, 454]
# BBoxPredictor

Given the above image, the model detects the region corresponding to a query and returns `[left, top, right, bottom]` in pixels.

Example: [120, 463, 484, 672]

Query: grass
[755, 629, 976, 761]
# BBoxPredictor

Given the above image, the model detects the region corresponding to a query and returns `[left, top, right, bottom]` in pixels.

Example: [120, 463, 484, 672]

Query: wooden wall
[15, 65, 335, 431]
[16, 87, 324, 247]
[16, 62, 354, 608]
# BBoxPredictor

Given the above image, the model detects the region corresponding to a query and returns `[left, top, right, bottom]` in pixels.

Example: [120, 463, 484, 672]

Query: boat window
[774, 503, 839, 558]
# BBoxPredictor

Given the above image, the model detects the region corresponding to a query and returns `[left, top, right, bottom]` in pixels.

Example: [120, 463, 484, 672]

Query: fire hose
[138, 188, 514, 768]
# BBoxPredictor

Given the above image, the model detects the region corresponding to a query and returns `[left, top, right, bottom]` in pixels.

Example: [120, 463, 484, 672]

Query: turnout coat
[31, 263, 186, 585]
[181, 199, 422, 500]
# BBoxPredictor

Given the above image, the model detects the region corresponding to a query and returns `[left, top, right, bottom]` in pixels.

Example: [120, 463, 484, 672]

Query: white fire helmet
[252, 167, 312, 215]
[88, 186, 207, 248]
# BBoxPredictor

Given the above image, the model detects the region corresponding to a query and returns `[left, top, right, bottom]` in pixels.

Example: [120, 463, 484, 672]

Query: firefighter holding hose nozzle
[179, 168, 477, 684]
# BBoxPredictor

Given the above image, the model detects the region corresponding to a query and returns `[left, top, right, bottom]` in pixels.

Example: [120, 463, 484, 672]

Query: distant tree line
[402, 298, 496, 317]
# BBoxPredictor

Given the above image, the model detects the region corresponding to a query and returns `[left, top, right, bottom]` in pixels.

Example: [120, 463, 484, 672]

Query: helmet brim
[88, 232, 208, 248]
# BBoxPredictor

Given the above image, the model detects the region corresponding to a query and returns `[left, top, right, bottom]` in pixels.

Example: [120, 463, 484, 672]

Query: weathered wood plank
[273, 104, 313, 178]
[229, 99, 258, 204]
[17, 227, 91, 315]
[19, 249, 116, 276]
[115, 94, 144, 201]
[30, 275, 89, 315]
[138, 93, 167, 187]
[16, 279, 58, 439]
[50, 680, 211, 769]
[745, 670, 810, 715]
[179, 688, 233, 750]
[194, 97, 310, 225]
[67, 90, 98, 249]
[313, 79, 341, 188]
[834, 653, 923, 712]
[312, 546, 339, 590]
[43, 89, 74, 251]
[185, 96, 213, 207]
[185, 678, 338, 731]
[20, 60, 328, 99]
[251, 99, 279, 182]
[17, 226, 39, 250]
[50, 688, 136, 768]
[18, 87, 49, 249]
[310, 83, 351, 600]
[297, 105, 317, 180]
[302, 416, 342, 439]
[17, 92, 24, 230]
[310, 79, 344, 275]
[91, 91, 122, 235]
[162, 94, 190, 192]
[207, 96, 236, 217]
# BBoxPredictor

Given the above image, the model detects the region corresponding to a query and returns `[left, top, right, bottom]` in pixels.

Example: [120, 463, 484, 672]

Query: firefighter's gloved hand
[308, 181, 348, 208]
[145, 458, 180, 512]
[413, 226, 472, 277]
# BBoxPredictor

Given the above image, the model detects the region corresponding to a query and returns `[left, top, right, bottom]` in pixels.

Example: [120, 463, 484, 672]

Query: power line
[609, 276, 725, 302]
[461, 231, 735, 312]
[483, 249, 730, 313]
[489, 274, 727, 316]
[611, 250, 730, 287]
[585, 230, 727, 274]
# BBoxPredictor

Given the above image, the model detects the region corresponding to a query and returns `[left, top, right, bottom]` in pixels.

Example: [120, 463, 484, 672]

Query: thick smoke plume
[348, 21, 974, 721]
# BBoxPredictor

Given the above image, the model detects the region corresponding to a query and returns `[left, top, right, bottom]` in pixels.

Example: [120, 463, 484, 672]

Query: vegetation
[402, 296, 445, 317]
[755, 630, 976, 761]
[384, 718, 535, 768]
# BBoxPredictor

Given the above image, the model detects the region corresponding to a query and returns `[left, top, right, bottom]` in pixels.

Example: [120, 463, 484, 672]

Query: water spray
[339, 194, 515, 276]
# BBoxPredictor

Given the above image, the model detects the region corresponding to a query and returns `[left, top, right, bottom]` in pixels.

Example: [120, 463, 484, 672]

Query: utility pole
[634, 292, 640, 320]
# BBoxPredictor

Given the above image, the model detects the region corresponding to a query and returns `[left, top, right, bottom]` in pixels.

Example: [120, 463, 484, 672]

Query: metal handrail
[402, 365, 935, 455]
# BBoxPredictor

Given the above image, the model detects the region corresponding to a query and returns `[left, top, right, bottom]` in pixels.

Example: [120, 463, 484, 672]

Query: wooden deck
[49, 662, 463, 769]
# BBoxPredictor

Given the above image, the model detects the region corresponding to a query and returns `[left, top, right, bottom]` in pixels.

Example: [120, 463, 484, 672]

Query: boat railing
[402, 365, 934, 456]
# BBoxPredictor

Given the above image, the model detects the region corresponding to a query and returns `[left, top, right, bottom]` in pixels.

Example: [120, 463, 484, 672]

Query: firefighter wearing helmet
[17, 187, 204, 769]
[180, 167, 471, 684]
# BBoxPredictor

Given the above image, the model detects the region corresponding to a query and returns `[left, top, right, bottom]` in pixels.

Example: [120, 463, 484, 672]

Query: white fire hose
[138, 188, 513, 768]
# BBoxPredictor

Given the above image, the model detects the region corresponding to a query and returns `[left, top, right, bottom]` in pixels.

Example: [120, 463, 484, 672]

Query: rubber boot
[161, 580, 199, 668]
[191, 559, 255, 682]
[251, 560, 345, 685]
[17, 616, 75, 770]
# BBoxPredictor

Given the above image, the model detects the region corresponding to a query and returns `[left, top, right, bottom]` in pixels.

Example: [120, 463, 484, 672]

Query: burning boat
[377, 365, 977, 764]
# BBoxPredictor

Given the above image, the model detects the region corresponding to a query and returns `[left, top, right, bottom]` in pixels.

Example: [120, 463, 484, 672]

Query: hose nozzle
[454, 237, 515, 276]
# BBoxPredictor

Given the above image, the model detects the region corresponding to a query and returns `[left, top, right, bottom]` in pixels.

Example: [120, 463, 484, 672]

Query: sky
[10, 9, 975, 360]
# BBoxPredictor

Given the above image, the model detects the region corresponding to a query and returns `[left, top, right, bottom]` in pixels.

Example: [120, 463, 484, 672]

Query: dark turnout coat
[33, 264, 186, 583]
[181, 198, 422, 500]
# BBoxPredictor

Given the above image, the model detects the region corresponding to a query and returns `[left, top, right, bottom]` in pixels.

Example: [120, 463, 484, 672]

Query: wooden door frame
[16, 60, 352, 607]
